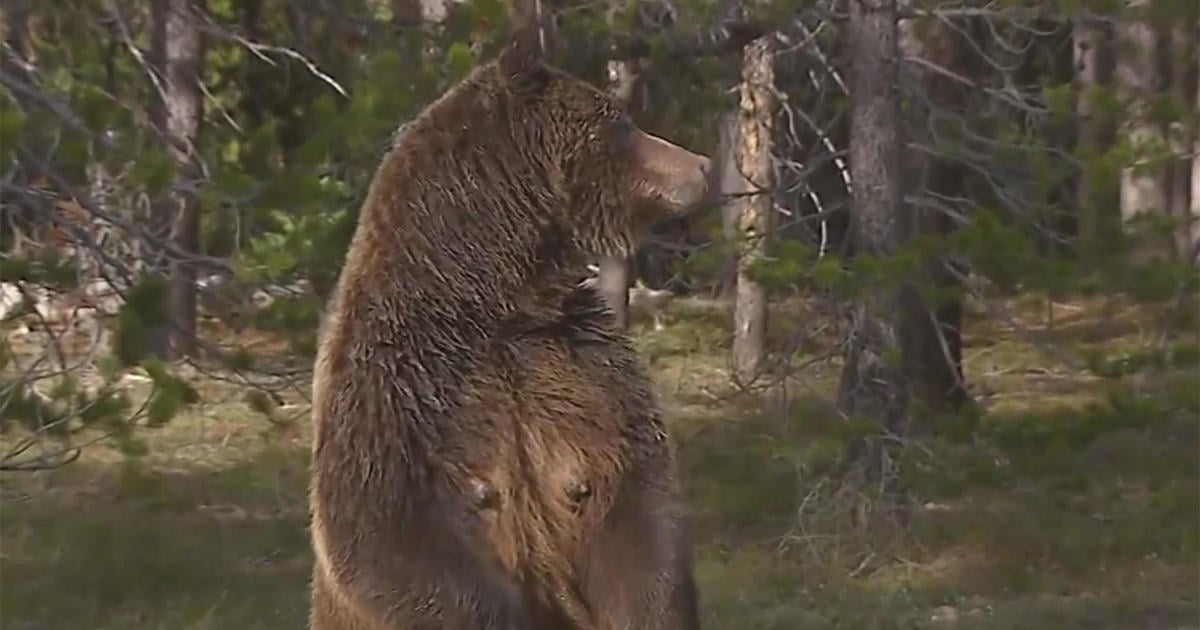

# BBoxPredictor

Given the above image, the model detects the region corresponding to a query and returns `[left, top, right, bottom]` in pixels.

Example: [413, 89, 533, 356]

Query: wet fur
[309, 33, 701, 630]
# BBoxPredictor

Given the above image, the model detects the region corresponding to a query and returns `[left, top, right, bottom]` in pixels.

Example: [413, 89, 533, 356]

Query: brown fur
[309, 28, 710, 630]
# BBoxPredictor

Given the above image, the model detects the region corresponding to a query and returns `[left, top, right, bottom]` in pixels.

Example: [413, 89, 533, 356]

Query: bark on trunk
[1073, 19, 1119, 263]
[150, 0, 205, 359]
[1115, 1, 1169, 259]
[837, 0, 910, 491]
[731, 36, 774, 384]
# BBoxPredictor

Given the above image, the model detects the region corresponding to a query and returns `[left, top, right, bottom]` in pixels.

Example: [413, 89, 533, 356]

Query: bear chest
[449, 335, 660, 545]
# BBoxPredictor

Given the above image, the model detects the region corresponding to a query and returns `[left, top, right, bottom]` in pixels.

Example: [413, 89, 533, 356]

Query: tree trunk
[1190, 58, 1200, 262]
[1191, 60, 1200, 263]
[0, 1, 34, 86]
[1073, 18, 1119, 263]
[596, 57, 639, 330]
[82, 161, 109, 281]
[397, 0, 460, 25]
[1165, 21, 1196, 261]
[896, 15, 971, 413]
[1, 0, 41, 235]
[715, 112, 741, 301]
[597, 254, 631, 330]
[150, 0, 205, 359]
[512, 0, 551, 43]
[731, 37, 774, 384]
[1115, 1, 1169, 259]
[837, 0, 910, 491]
[391, 0, 422, 26]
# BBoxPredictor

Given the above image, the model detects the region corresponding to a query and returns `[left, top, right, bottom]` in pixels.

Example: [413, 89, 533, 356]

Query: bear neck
[348, 147, 578, 349]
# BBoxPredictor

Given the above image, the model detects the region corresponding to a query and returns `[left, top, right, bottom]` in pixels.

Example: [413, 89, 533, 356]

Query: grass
[2, 292, 1198, 629]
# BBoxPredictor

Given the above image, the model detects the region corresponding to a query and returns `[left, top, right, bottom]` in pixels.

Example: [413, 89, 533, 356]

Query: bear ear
[498, 22, 545, 85]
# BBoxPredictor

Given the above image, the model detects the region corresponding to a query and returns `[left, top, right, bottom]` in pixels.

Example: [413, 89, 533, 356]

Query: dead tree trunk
[837, 0, 910, 493]
[149, 0, 205, 359]
[731, 36, 775, 384]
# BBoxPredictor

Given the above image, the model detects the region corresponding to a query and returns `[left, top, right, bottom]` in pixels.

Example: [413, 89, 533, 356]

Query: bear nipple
[566, 480, 592, 505]
[466, 477, 501, 512]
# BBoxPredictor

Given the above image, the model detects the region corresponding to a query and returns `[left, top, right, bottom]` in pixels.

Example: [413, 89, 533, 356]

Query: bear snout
[663, 157, 711, 212]
[631, 131, 713, 214]
[679, 155, 714, 212]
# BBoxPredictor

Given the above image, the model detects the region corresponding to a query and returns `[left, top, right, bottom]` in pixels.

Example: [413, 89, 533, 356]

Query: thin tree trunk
[394, 0, 457, 26]
[513, 0, 555, 47]
[1190, 61, 1200, 262]
[1, 0, 41, 238]
[897, 15, 970, 413]
[0, 1, 34, 87]
[731, 37, 774, 384]
[82, 162, 109, 282]
[597, 254, 631, 330]
[837, 0, 910, 492]
[596, 57, 639, 330]
[391, 0, 422, 26]
[150, 0, 205, 359]
[1166, 21, 1196, 260]
[1073, 18, 1118, 263]
[1116, 0, 1169, 259]
[715, 112, 741, 301]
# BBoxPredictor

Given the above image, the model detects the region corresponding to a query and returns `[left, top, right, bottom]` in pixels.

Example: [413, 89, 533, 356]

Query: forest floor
[2, 292, 1198, 629]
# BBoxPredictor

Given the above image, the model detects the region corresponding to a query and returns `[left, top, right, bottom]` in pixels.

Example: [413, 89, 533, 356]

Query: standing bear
[309, 25, 711, 630]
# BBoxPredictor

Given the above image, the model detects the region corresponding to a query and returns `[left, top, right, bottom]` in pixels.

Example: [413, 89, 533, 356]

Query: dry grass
[2, 292, 1197, 629]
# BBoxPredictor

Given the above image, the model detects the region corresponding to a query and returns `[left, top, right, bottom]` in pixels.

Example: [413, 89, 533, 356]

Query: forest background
[1, 0, 1198, 627]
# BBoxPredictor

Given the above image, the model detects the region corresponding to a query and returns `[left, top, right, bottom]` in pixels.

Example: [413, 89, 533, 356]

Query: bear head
[490, 27, 714, 256]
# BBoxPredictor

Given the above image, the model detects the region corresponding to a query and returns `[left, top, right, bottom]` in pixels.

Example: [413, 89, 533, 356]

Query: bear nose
[696, 155, 719, 203]
[678, 152, 715, 210]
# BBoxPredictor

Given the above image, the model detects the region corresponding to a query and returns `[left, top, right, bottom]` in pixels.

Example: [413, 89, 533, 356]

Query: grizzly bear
[308, 25, 711, 630]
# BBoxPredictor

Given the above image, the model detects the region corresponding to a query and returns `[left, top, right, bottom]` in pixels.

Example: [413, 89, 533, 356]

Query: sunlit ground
[2, 293, 1197, 629]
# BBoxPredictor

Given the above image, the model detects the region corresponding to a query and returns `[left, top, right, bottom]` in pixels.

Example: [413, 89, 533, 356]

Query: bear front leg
[313, 477, 532, 630]
[578, 451, 701, 630]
